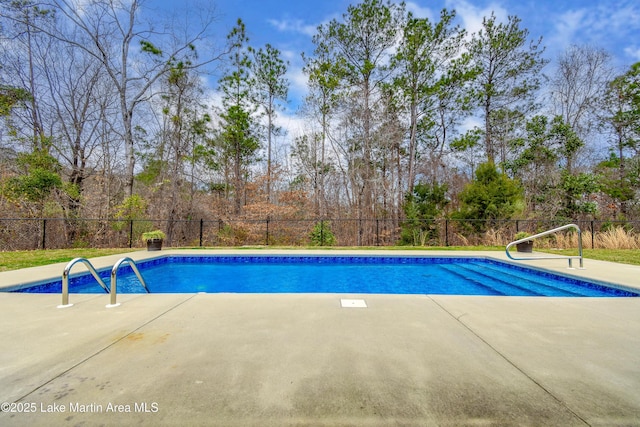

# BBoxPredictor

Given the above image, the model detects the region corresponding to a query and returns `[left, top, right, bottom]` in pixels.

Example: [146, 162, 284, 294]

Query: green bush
[453, 162, 524, 233]
[309, 221, 336, 246]
[399, 182, 448, 246]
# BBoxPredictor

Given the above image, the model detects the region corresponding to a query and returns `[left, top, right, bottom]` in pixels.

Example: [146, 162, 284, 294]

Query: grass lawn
[0, 248, 135, 272]
[543, 248, 640, 266]
[0, 246, 638, 272]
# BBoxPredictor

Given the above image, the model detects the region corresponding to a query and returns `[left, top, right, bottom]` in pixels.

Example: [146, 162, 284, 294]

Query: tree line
[0, 0, 638, 246]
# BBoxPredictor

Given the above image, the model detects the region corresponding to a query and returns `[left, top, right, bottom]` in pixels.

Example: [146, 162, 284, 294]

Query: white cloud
[445, 0, 508, 36]
[275, 113, 308, 142]
[543, 2, 640, 65]
[286, 65, 308, 106]
[598, 3, 640, 34]
[547, 9, 588, 53]
[459, 115, 483, 134]
[279, 49, 297, 62]
[405, 1, 435, 21]
[624, 46, 640, 61]
[267, 18, 317, 37]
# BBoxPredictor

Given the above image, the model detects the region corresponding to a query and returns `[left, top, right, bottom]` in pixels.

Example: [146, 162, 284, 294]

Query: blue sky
[162, 0, 640, 136]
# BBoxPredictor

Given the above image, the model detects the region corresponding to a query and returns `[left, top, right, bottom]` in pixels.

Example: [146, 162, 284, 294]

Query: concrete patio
[1, 250, 639, 426]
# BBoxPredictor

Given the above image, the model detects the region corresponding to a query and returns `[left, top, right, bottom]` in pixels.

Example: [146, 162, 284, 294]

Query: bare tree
[43, 36, 112, 216]
[549, 45, 614, 135]
[152, 60, 212, 244]
[548, 44, 614, 169]
[0, 0, 53, 148]
[33, 0, 225, 198]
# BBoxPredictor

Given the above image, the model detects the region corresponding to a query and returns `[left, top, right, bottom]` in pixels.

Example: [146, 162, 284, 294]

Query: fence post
[320, 220, 325, 246]
[266, 218, 270, 246]
[445, 219, 449, 247]
[129, 220, 133, 248]
[200, 219, 204, 247]
[591, 220, 595, 249]
[42, 219, 47, 250]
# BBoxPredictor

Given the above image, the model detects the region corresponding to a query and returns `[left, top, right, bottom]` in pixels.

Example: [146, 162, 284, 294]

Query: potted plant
[514, 231, 533, 253]
[142, 230, 165, 251]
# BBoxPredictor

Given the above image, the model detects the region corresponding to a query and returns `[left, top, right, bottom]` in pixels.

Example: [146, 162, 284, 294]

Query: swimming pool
[6, 255, 639, 297]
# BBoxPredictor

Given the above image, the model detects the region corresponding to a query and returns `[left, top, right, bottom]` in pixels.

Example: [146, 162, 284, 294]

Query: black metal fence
[1, 217, 638, 251]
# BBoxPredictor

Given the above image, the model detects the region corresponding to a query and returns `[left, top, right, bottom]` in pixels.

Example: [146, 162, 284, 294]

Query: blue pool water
[7, 256, 639, 297]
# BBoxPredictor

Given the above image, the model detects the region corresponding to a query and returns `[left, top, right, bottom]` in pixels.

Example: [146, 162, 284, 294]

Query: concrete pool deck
[1, 249, 639, 426]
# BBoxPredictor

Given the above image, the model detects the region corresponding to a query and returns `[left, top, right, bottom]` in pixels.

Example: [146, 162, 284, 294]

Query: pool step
[455, 262, 589, 297]
[440, 263, 544, 296]
[435, 265, 507, 296]
[438, 264, 540, 296]
[475, 262, 590, 297]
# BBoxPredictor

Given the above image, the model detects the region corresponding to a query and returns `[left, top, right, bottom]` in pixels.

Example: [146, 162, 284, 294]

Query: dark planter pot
[516, 240, 533, 253]
[146, 238, 163, 251]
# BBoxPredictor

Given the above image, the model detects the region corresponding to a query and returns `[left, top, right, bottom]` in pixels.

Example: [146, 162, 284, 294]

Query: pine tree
[217, 20, 260, 214]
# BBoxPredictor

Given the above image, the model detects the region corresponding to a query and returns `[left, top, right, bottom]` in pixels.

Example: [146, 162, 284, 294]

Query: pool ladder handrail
[506, 223, 584, 269]
[107, 257, 150, 308]
[59, 257, 109, 308]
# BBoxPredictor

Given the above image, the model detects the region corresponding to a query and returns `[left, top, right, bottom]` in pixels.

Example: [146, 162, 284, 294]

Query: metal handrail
[107, 257, 150, 308]
[59, 257, 109, 308]
[506, 223, 584, 269]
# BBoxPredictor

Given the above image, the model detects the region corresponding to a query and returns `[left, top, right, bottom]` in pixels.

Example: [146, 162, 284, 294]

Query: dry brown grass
[491, 226, 640, 250]
[534, 231, 579, 249]
[483, 229, 509, 246]
[594, 227, 640, 249]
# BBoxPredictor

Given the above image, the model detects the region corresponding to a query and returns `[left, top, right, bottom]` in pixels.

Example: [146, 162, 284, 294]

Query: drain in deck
[340, 299, 367, 308]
